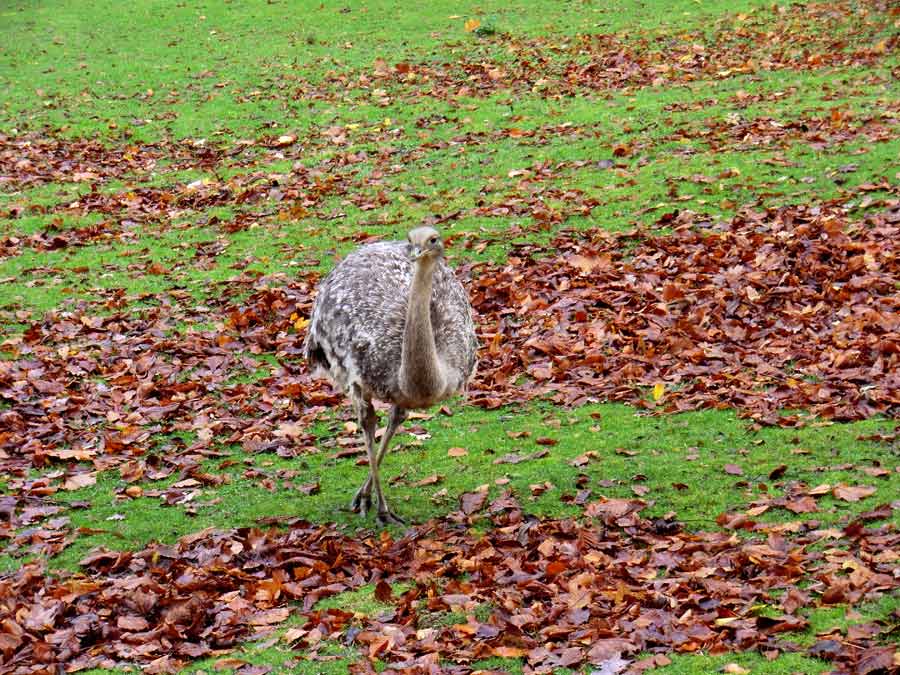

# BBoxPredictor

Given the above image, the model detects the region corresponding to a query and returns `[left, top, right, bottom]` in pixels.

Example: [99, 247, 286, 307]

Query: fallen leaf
[768, 464, 788, 479]
[117, 615, 150, 632]
[248, 607, 291, 626]
[297, 482, 320, 495]
[833, 484, 876, 502]
[413, 474, 443, 487]
[63, 473, 96, 491]
[214, 658, 249, 671]
[374, 579, 393, 602]
[590, 655, 630, 675]
[459, 485, 489, 514]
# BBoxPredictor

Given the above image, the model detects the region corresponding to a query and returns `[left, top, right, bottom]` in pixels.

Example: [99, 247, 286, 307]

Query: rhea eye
[429, 236, 438, 244]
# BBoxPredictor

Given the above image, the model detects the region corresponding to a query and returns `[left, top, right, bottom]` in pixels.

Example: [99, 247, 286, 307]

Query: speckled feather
[304, 240, 477, 405]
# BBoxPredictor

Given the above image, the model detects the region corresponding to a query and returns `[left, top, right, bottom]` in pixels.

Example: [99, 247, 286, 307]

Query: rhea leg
[371, 406, 407, 525]
[350, 402, 408, 524]
[349, 389, 377, 516]
[351, 405, 407, 523]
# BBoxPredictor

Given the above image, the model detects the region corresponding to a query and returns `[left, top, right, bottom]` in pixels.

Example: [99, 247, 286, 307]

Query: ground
[0, 0, 898, 674]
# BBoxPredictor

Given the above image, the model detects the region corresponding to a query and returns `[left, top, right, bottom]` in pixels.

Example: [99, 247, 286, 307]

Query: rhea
[304, 227, 477, 524]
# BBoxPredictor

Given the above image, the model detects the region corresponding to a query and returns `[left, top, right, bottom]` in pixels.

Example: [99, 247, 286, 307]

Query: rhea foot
[376, 508, 405, 526]
[375, 495, 404, 526]
[350, 483, 372, 516]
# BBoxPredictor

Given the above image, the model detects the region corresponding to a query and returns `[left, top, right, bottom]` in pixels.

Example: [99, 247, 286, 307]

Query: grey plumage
[304, 227, 477, 523]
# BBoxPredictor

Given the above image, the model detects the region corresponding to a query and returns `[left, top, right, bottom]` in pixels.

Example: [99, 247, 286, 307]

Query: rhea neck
[399, 254, 445, 405]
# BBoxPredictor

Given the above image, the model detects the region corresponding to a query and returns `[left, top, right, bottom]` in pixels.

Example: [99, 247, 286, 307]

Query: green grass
[2, 0, 899, 673]
[2, 0, 790, 138]
[46, 403, 899, 568]
[653, 652, 830, 674]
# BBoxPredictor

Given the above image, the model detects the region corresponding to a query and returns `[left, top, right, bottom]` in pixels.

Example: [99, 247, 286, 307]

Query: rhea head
[407, 226, 444, 262]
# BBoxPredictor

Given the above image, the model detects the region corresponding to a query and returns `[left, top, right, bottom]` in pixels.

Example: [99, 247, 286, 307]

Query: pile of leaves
[1, 495, 897, 674]
[467, 199, 899, 424]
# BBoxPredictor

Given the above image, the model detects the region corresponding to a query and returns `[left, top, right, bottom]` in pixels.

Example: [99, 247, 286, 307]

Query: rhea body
[304, 227, 477, 524]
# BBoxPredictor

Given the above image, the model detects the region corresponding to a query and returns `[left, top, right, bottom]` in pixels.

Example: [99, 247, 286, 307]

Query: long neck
[399, 258, 444, 401]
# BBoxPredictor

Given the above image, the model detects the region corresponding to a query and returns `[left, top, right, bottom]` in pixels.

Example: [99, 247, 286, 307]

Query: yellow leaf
[464, 18, 481, 32]
[294, 316, 310, 331]
[652, 382, 665, 401]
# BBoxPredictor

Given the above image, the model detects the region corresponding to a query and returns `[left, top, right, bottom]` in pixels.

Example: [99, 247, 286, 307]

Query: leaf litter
[1, 194, 898, 558]
[1, 494, 897, 674]
[3, 0, 898, 265]
[2, 1, 900, 670]
[466, 198, 899, 424]
[1, 168, 898, 673]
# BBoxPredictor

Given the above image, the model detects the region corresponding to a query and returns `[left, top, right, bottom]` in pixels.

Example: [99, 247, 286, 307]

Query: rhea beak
[409, 245, 424, 261]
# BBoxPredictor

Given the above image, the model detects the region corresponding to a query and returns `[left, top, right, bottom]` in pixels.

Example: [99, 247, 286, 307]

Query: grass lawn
[1, 0, 898, 674]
